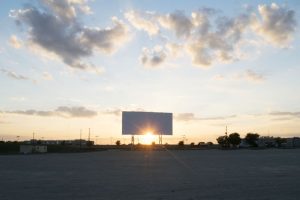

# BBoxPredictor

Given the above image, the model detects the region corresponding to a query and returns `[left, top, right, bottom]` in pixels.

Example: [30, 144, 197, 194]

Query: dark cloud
[10, 0, 129, 71]
[6, 106, 97, 118]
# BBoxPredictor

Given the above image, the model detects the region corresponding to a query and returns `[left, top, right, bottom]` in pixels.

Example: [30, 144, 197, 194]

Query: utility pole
[88, 128, 90, 142]
[32, 132, 35, 145]
[225, 125, 229, 148]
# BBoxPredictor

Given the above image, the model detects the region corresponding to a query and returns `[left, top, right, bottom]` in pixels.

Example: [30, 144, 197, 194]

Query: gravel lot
[1, 149, 300, 200]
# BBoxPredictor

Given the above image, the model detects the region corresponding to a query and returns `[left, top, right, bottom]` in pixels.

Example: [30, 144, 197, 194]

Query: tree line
[216, 133, 286, 148]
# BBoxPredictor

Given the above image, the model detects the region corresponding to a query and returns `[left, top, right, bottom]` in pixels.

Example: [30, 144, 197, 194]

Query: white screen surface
[122, 111, 173, 135]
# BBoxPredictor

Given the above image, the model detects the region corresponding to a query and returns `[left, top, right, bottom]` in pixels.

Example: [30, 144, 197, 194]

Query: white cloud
[165, 43, 183, 57]
[128, 3, 297, 68]
[140, 45, 167, 68]
[9, 35, 22, 49]
[158, 10, 193, 38]
[125, 10, 159, 36]
[42, 0, 92, 21]
[191, 8, 214, 35]
[256, 3, 297, 47]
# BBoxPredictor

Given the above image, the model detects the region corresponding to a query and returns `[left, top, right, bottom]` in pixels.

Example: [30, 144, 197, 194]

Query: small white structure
[20, 145, 47, 154]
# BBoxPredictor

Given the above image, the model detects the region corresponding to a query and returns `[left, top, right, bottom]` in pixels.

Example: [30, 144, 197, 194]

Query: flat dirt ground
[1, 149, 300, 200]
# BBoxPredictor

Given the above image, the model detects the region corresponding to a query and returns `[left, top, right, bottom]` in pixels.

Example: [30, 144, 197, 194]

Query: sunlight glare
[141, 131, 155, 145]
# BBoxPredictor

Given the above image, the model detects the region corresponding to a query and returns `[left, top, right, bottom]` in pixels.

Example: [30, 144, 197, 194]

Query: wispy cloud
[42, 72, 53, 81]
[102, 108, 122, 116]
[6, 106, 98, 118]
[213, 69, 265, 83]
[101, 108, 146, 116]
[244, 70, 265, 82]
[269, 111, 300, 118]
[175, 113, 236, 122]
[0, 68, 33, 81]
[10, 97, 27, 102]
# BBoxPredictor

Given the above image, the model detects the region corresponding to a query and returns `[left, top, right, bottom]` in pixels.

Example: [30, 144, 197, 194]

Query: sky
[0, 0, 300, 144]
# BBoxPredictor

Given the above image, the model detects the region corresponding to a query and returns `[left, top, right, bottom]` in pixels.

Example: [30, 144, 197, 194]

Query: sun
[141, 131, 155, 145]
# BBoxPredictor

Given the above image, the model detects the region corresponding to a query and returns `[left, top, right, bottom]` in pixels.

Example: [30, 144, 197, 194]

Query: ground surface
[1, 149, 300, 200]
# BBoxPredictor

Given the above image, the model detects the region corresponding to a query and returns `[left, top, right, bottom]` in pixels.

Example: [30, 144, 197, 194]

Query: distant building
[239, 139, 250, 148]
[24, 139, 94, 146]
[286, 137, 300, 148]
[257, 137, 276, 148]
[20, 145, 47, 154]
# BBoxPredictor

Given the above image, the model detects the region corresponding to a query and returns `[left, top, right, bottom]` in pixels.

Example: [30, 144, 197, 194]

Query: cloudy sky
[1, 0, 300, 143]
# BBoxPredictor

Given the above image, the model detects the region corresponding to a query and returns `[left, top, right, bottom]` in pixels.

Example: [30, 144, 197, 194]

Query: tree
[178, 141, 184, 146]
[206, 142, 213, 146]
[228, 133, 241, 147]
[245, 133, 260, 147]
[274, 137, 286, 148]
[216, 135, 229, 148]
[198, 142, 205, 146]
[190, 142, 195, 147]
[115, 140, 121, 146]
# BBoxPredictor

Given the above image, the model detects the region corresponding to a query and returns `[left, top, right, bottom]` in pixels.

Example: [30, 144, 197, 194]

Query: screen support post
[158, 134, 162, 145]
[131, 135, 134, 150]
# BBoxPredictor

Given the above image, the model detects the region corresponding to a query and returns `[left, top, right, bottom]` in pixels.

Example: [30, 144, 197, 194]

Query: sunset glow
[141, 132, 156, 145]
